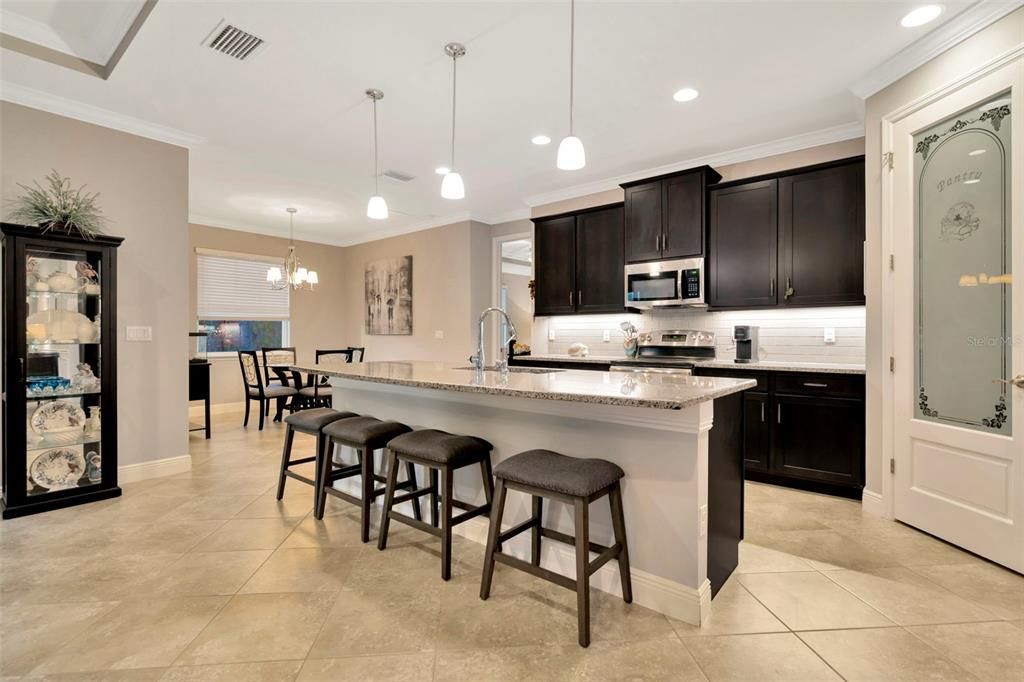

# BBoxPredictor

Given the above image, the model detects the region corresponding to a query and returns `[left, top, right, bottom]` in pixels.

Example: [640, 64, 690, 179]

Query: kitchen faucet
[469, 307, 518, 371]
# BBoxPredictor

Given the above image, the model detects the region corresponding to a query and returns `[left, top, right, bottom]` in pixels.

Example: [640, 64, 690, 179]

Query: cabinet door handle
[777, 405, 782, 424]
[578, 290, 582, 307]
[803, 382, 828, 388]
[655, 234, 661, 252]
[761, 402, 766, 423]
[569, 291, 574, 306]
[663, 233, 668, 251]
[771, 278, 776, 297]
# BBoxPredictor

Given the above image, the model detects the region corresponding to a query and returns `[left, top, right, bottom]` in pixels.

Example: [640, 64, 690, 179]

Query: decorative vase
[623, 337, 639, 358]
[85, 407, 101, 436]
[77, 319, 97, 342]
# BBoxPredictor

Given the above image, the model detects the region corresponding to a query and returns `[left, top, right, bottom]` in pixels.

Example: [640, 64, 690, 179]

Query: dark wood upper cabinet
[622, 166, 720, 263]
[708, 179, 779, 308]
[623, 182, 662, 262]
[576, 205, 625, 313]
[533, 215, 576, 316]
[779, 160, 865, 306]
[532, 203, 624, 316]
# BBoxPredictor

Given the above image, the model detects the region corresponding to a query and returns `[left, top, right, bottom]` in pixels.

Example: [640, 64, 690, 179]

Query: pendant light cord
[450, 53, 457, 169]
[372, 97, 380, 195]
[569, 0, 575, 135]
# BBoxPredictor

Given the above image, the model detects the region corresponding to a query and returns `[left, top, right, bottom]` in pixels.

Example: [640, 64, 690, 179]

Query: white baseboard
[189, 401, 244, 417]
[861, 488, 889, 518]
[118, 454, 192, 483]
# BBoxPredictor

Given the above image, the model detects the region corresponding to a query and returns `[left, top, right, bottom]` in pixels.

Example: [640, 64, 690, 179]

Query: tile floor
[2, 412, 1022, 681]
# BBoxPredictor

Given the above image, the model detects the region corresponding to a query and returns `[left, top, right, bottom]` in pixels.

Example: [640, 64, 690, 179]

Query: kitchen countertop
[293, 360, 757, 410]
[513, 354, 865, 375]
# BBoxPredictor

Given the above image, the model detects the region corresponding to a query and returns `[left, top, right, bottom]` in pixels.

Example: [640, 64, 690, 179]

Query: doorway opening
[492, 232, 533, 360]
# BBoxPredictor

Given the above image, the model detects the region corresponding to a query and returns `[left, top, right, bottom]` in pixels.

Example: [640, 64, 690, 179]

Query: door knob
[993, 375, 1024, 389]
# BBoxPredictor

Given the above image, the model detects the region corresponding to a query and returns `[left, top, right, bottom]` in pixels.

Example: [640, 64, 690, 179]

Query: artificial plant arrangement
[7, 170, 106, 239]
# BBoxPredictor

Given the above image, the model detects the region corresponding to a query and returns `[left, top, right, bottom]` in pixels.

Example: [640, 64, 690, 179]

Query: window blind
[197, 253, 289, 320]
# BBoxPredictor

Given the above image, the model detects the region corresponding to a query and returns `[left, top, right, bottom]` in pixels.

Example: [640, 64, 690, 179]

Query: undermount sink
[453, 366, 565, 374]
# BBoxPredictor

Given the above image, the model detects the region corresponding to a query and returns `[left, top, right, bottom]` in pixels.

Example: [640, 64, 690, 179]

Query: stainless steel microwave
[624, 257, 705, 309]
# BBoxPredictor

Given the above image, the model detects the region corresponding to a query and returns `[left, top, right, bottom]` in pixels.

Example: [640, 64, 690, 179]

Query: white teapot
[46, 272, 78, 293]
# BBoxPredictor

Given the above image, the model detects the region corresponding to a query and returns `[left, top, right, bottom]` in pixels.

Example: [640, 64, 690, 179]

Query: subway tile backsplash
[533, 306, 865, 364]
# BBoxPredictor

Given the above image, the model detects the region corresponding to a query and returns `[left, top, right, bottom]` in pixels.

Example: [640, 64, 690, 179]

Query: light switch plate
[548, 328, 556, 341]
[824, 327, 836, 344]
[699, 504, 708, 537]
[603, 330, 611, 342]
[126, 326, 152, 342]
[434, 330, 444, 339]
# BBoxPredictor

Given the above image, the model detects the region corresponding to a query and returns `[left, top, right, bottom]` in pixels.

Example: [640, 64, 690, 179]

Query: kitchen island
[293, 360, 755, 625]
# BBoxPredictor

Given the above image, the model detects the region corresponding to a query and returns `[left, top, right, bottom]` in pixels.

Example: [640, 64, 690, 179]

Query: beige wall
[188, 223, 348, 405]
[863, 8, 1024, 497]
[531, 139, 865, 218]
[1, 102, 190, 468]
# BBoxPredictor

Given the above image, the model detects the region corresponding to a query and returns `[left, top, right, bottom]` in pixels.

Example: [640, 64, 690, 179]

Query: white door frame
[490, 230, 533, 360]
[879, 44, 1024, 521]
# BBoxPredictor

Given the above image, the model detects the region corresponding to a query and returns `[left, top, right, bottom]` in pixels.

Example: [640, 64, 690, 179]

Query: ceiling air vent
[204, 21, 264, 61]
[382, 170, 415, 183]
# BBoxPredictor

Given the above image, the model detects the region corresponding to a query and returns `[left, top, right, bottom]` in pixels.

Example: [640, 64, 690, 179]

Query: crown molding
[0, 81, 205, 148]
[474, 207, 531, 225]
[523, 121, 863, 209]
[849, 0, 1023, 99]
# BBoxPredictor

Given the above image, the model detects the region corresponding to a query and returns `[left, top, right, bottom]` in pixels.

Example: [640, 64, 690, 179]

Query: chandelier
[267, 207, 318, 291]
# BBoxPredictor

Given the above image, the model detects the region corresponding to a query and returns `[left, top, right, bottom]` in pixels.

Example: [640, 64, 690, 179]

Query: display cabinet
[2, 223, 123, 518]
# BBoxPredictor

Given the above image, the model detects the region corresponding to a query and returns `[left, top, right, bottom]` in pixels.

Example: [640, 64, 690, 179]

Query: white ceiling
[0, 1, 1003, 245]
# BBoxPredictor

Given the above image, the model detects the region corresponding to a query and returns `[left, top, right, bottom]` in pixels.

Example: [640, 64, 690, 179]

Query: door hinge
[889, 254, 895, 271]
[890, 458, 895, 475]
[889, 356, 895, 373]
[882, 151, 894, 171]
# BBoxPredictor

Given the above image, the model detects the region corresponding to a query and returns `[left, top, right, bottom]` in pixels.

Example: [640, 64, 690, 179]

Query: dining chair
[304, 349, 354, 407]
[238, 350, 297, 430]
[261, 346, 297, 415]
[348, 346, 366, 363]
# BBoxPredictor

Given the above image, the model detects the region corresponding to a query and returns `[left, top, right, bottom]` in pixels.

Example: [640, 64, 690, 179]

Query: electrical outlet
[603, 330, 611, 342]
[824, 327, 836, 344]
[126, 326, 152, 341]
[548, 328, 556, 341]
[434, 330, 444, 339]
[699, 504, 708, 537]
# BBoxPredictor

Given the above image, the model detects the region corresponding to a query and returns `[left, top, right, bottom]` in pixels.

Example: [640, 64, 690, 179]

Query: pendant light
[557, 0, 585, 170]
[441, 42, 466, 200]
[365, 88, 389, 220]
[267, 208, 318, 291]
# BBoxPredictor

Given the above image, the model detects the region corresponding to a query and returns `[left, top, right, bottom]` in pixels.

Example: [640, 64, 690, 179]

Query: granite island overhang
[293, 360, 756, 625]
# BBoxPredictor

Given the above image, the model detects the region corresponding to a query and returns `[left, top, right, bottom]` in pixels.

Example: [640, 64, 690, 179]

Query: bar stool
[480, 449, 632, 648]
[378, 429, 494, 580]
[318, 416, 422, 541]
[276, 407, 357, 506]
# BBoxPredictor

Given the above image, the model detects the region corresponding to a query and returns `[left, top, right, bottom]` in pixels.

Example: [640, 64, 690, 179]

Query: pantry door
[892, 58, 1023, 572]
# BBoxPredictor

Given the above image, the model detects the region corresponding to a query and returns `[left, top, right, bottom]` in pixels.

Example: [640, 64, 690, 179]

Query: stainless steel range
[609, 329, 716, 375]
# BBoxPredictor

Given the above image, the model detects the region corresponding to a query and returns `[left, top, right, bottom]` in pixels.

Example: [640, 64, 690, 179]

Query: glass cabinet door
[23, 243, 105, 497]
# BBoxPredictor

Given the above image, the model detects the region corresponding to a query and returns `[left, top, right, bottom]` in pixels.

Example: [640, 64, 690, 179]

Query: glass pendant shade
[266, 266, 282, 283]
[306, 271, 318, 285]
[295, 267, 308, 284]
[367, 194, 389, 219]
[441, 171, 465, 199]
[557, 135, 586, 170]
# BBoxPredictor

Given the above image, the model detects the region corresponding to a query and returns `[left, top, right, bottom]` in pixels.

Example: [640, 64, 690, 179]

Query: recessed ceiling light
[672, 87, 699, 103]
[900, 5, 942, 28]
[434, 166, 450, 175]
[968, 149, 986, 156]
[532, 135, 551, 145]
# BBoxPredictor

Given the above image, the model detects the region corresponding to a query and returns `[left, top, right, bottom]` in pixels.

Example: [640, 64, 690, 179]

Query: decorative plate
[30, 400, 86, 435]
[29, 448, 85, 490]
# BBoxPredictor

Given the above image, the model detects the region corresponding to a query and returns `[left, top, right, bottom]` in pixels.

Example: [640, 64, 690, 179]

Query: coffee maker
[734, 325, 759, 363]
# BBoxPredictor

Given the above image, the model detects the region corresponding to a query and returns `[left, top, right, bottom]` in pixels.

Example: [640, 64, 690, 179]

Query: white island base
[319, 365, 752, 626]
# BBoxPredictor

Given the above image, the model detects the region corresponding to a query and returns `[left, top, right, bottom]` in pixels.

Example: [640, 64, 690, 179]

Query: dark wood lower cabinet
[742, 393, 770, 473]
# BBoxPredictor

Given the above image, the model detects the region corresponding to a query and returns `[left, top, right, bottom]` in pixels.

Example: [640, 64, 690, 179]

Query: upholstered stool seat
[318, 416, 419, 542]
[377, 429, 495, 580]
[482, 450, 632, 648]
[276, 409, 359, 511]
[285, 407, 357, 434]
[387, 429, 492, 466]
[494, 450, 624, 497]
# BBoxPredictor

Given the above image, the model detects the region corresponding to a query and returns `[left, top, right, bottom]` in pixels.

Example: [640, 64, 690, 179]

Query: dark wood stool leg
[258, 398, 266, 430]
[244, 397, 251, 427]
[377, 449, 400, 551]
[406, 462, 423, 522]
[531, 495, 543, 567]
[480, 458, 494, 507]
[359, 448, 373, 543]
[441, 465, 455, 581]
[480, 478, 507, 600]
[275, 426, 295, 500]
[429, 467, 439, 528]
[609, 481, 632, 604]
[314, 435, 333, 520]
[574, 497, 591, 648]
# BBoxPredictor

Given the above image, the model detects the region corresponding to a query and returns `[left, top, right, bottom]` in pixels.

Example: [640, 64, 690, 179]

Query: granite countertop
[293, 360, 756, 410]
[514, 354, 865, 375]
